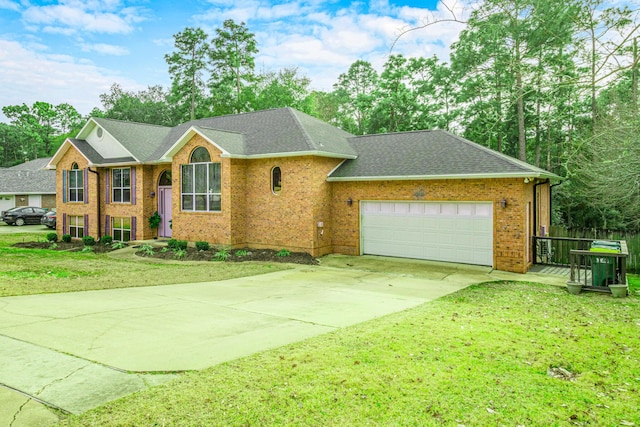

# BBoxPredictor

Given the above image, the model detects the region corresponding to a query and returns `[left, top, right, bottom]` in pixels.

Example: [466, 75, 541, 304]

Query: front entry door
[158, 186, 172, 238]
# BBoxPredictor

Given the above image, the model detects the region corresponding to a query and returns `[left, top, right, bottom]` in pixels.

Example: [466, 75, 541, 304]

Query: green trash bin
[590, 241, 620, 287]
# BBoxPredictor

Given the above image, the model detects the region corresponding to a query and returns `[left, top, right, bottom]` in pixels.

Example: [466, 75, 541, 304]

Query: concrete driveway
[0, 223, 50, 234]
[0, 256, 565, 425]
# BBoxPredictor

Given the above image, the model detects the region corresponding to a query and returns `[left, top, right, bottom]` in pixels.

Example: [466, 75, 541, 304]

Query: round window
[97, 127, 103, 138]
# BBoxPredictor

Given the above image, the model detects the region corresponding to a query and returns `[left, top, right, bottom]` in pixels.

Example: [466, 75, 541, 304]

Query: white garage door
[0, 196, 14, 213]
[361, 201, 493, 266]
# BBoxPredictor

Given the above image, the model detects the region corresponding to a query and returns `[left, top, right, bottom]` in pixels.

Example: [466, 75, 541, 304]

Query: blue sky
[0, 0, 469, 121]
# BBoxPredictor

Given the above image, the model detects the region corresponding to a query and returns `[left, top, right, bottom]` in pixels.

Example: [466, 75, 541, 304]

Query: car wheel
[15, 218, 25, 226]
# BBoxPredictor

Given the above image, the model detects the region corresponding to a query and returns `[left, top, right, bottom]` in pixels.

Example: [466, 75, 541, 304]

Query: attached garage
[361, 201, 494, 266]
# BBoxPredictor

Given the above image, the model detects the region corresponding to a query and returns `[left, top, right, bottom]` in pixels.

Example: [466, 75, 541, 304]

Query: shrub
[100, 235, 113, 245]
[62, 234, 72, 243]
[167, 239, 178, 249]
[213, 249, 229, 261]
[82, 236, 97, 246]
[276, 249, 291, 257]
[139, 244, 155, 256]
[46, 232, 58, 243]
[111, 241, 126, 250]
[175, 240, 188, 251]
[195, 241, 210, 251]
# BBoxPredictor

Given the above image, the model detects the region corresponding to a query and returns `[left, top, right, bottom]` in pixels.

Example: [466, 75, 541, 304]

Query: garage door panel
[361, 201, 493, 267]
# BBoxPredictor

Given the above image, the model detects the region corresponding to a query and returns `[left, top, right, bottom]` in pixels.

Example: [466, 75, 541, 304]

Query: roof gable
[328, 130, 559, 181]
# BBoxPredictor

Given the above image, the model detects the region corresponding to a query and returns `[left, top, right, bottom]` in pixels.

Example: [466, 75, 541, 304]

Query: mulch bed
[12, 241, 118, 254]
[135, 246, 319, 265]
[12, 240, 319, 265]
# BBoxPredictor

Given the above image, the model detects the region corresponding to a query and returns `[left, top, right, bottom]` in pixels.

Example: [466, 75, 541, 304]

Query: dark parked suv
[1, 206, 47, 226]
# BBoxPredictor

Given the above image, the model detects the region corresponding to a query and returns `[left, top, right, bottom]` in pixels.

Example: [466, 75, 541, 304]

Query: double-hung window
[112, 168, 131, 203]
[69, 215, 84, 238]
[68, 163, 83, 202]
[181, 147, 221, 212]
[112, 217, 131, 242]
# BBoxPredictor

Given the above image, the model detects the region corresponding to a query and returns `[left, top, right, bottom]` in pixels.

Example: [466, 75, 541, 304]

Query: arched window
[181, 146, 221, 212]
[272, 166, 282, 194]
[190, 146, 211, 163]
[158, 170, 172, 186]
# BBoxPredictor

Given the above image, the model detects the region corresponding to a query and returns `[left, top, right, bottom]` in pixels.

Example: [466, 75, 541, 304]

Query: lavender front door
[158, 186, 172, 238]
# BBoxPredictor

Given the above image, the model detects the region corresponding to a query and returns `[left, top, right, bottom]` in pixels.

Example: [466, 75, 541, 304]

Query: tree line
[1, 0, 639, 232]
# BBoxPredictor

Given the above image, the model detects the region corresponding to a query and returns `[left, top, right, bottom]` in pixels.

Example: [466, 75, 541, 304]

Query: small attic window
[272, 167, 282, 194]
[97, 127, 103, 138]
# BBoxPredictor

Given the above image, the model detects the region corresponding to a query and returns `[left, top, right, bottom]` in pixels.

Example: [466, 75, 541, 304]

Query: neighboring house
[0, 158, 56, 212]
[47, 108, 558, 273]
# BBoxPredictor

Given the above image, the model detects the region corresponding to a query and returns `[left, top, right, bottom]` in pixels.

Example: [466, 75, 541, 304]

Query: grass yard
[61, 280, 640, 426]
[2, 232, 638, 425]
[0, 233, 290, 296]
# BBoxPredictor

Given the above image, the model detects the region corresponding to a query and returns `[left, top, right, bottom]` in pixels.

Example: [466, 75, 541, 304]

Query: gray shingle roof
[1, 157, 56, 194]
[0, 169, 56, 194]
[92, 118, 172, 161]
[148, 107, 357, 160]
[328, 130, 558, 180]
[8, 158, 52, 171]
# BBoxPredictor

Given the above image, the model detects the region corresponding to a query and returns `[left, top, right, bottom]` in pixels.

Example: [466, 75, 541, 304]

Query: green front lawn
[0, 233, 290, 296]
[62, 280, 640, 426]
[2, 233, 638, 426]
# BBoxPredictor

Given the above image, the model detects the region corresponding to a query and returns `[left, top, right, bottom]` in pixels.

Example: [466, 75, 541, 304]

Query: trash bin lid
[590, 240, 621, 252]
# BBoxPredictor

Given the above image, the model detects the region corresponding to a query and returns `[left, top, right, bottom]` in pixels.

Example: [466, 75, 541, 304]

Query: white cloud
[81, 43, 130, 55]
[0, 0, 19, 12]
[0, 39, 140, 121]
[21, 1, 147, 35]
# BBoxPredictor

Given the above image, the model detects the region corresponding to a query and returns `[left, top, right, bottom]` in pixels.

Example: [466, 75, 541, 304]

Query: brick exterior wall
[55, 137, 550, 274]
[55, 149, 95, 238]
[330, 178, 537, 274]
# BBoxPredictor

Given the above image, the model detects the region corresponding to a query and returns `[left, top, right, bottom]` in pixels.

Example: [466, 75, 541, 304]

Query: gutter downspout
[88, 168, 101, 239]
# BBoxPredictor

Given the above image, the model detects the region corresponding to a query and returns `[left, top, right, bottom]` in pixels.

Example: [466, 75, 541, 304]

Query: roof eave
[46, 139, 93, 169]
[327, 171, 562, 182]
[160, 127, 233, 161]
[221, 151, 358, 160]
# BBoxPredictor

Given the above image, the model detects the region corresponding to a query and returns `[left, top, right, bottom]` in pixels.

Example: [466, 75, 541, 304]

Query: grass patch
[0, 233, 290, 297]
[61, 280, 640, 426]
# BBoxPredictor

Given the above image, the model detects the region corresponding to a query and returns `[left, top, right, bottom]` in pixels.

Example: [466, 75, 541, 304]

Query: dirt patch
[13, 241, 119, 254]
[135, 245, 318, 265]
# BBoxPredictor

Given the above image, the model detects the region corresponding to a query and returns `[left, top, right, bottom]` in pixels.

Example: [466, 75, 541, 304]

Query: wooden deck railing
[533, 235, 594, 266]
[568, 247, 628, 290]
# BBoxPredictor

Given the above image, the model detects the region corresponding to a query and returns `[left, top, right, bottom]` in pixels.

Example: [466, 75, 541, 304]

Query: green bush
[82, 236, 97, 246]
[195, 241, 210, 251]
[276, 248, 291, 257]
[111, 241, 126, 250]
[213, 249, 229, 261]
[139, 244, 155, 256]
[62, 234, 72, 243]
[167, 238, 178, 249]
[100, 235, 113, 245]
[46, 232, 58, 243]
[175, 240, 188, 250]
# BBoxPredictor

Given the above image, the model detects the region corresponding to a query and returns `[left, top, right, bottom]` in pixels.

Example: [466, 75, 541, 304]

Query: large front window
[68, 163, 83, 202]
[69, 215, 84, 238]
[112, 168, 131, 203]
[181, 147, 221, 212]
[112, 217, 131, 242]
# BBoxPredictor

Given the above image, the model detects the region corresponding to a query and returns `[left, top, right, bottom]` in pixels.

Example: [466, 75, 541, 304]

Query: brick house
[47, 107, 557, 273]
